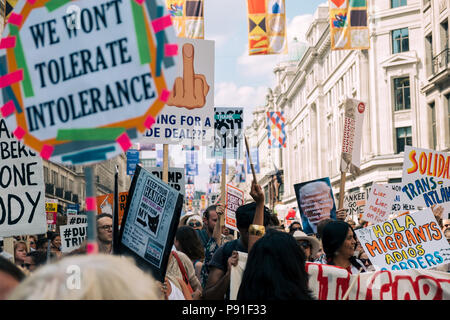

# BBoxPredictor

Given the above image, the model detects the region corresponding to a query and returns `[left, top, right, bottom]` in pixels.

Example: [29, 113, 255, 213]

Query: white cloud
[286, 14, 314, 43]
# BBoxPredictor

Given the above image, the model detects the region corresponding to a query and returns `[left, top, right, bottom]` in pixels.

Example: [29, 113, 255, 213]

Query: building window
[52, 171, 58, 187]
[396, 127, 412, 153]
[394, 77, 411, 111]
[391, 0, 407, 8]
[430, 102, 436, 150]
[392, 28, 409, 53]
[388, 178, 402, 183]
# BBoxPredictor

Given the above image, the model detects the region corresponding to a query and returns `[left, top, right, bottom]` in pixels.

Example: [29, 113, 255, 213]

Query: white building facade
[246, 0, 449, 221]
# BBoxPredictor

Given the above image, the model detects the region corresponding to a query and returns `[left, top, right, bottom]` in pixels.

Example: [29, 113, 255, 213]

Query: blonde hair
[8, 254, 163, 300]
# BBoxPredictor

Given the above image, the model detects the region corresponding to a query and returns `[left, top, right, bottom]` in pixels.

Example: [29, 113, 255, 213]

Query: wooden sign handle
[338, 171, 346, 210]
[162, 144, 169, 183]
[244, 136, 257, 182]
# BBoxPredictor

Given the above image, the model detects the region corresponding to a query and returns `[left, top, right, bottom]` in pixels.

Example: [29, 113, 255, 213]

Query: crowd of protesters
[0, 179, 449, 301]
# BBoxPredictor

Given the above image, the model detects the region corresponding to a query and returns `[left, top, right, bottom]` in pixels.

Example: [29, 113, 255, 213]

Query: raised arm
[248, 180, 265, 253]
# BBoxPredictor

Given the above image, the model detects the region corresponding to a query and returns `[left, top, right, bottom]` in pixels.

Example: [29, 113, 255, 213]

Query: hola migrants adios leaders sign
[0, 118, 46, 237]
[0, 0, 177, 165]
[355, 209, 450, 271]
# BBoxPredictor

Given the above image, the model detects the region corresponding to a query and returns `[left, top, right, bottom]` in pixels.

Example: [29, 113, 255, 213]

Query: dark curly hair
[175, 226, 205, 262]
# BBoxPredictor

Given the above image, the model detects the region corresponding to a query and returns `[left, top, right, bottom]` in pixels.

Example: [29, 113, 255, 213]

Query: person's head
[49, 233, 61, 250]
[444, 228, 450, 244]
[28, 236, 37, 251]
[316, 218, 333, 240]
[0, 256, 25, 300]
[203, 205, 218, 235]
[346, 219, 356, 229]
[288, 222, 302, 235]
[186, 215, 203, 230]
[8, 255, 163, 300]
[36, 238, 49, 252]
[237, 230, 313, 300]
[174, 226, 205, 262]
[14, 241, 28, 264]
[25, 251, 47, 272]
[96, 213, 113, 244]
[358, 251, 371, 269]
[322, 221, 357, 263]
[293, 231, 321, 261]
[442, 218, 450, 232]
[235, 202, 271, 249]
[298, 181, 334, 231]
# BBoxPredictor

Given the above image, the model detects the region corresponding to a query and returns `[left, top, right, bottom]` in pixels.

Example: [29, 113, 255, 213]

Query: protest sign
[388, 183, 416, 215]
[96, 192, 128, 226]
[126, 149, 140, 176]
[45, 199, 58, 213]
[340, 99, 366, 175]
[225, 184, 244, 232]
[207, 107, 244, 160]
[185, 163, 198, 176]
[363, 183, 396, 224]
[141, 38, 214, 145]
[294, 177, 337, 235]
[60, 223, 87, 253]
[305, 263, 450, 300]
[0, 118, 46, 237]
[344, 191, 366, 220]
[355, 208, 450, 271]
[145, 167, 185, 195]
[0, 0, 178, 165]
[119, 166, 183, 282]
[68, 214, 87, 225]
[401, 146, 449, 208]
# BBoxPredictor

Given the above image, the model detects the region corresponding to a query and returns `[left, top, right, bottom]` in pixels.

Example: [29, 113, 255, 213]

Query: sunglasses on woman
[189, 221, 202, 228]
[298, 241, 311, 249]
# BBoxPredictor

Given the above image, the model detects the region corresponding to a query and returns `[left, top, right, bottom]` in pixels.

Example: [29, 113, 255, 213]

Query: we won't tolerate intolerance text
[24, 0, 157, 132]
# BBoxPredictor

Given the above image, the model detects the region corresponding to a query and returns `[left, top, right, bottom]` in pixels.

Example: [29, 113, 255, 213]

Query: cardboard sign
[344, 191, 366, 219]
[207, 107, 244, 160]
[0, 119, 46, 237]
[355, 209, 450, 271]
[401, 146, 449, 208]
[0, 0, 177, 165]
[118, 166, 183, 282]
[225, 184, 244, 232]
[96, 192, 128, 226]
[388, 183, 416, 215]
[126, 149, 140, 176]
[145, 167, 185, 195]
[141, 38, 214, 145]
[68, 214, 87, 225]
[306, 263, 450, 300]
[294, 177, 337, 235]
[340, 99, 366, 175]
[185, 163, 198, 176]
[363, 183, 396, 224]
[60, 223, 87, 253]
[45, 199, 58, 213]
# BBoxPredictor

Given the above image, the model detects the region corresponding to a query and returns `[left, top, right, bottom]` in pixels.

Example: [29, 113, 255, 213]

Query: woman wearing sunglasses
[293, 231, 320, 262]
[186, 215, 203, 231]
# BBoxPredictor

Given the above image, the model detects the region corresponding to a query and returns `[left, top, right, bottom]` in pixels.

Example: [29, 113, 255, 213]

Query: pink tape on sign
[159, 89, 170, 102]
[116, 132, 132, 152]
[144, 115, 156, 129]
[13, 126, 26, 140]
[8, 13, 23, 26]
[133, 0, 145, 4]
[151, 15, 172, 33]
[1, 100, 15, 117]
[86, 197, 96, 211]
[27, 0, 37, 4]
[0, 37, 16, 49]
[164, 44, 178, 57]
[0, 70, 24, 89]
[40, 144, 54, 160]
[87, 242, 99, 255]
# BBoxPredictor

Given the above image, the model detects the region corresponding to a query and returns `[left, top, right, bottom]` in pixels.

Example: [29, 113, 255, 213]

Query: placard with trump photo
[294, 177, 337, 235]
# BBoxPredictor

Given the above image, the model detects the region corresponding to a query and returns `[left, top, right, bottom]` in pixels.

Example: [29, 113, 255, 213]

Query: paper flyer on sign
[121, 167, 181, 270]
[0, 119, 46, 237]
[401, 146, 449, 209]
[355, 209, 450, 271]
[225, 184, 244, 232]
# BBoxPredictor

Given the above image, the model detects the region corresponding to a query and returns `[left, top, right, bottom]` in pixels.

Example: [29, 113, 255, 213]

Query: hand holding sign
[168, 43, 210, 110]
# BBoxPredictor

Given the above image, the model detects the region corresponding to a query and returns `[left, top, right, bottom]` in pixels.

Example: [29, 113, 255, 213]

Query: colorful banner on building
[401, 146, 449, 209]
[340, 99, 366, 175]
[186, 184, 195, 201]
[329, 0, 369, 50]
[355, 209, 450, 271]
[0, 0, 178, 165]
[225, 184, 244, 232]
[166, 0, 204, 39]
[246, 0, 287, 55]
[266, 111, 286, 149]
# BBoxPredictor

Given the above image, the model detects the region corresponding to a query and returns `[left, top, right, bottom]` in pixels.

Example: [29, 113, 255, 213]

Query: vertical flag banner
[247, 0, 287, 55]
[266, 111, 286, 149]
[0, 0, 5, 35]
[329, 0, 369, 50]
[185, 183, 195, 200]
[340, 99, 366, 175]
[166, 0, 204, 39]
[0, 0, 178, 165]
[401, 146, 449, 209]
[5, 0, 17, 18]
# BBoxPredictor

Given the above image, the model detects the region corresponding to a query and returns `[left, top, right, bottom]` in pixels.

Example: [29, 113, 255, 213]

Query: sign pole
[338, 171, 346, 210]
[85, 166, 98, 254]
[244, 136, 257, 182]
[220, 155, 227, 229]
[113, 165, 119, 254]
[163, 144, 169, 183]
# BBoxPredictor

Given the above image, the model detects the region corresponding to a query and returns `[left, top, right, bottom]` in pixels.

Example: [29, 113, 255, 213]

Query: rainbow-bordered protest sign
[0, 0, 178, 165]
